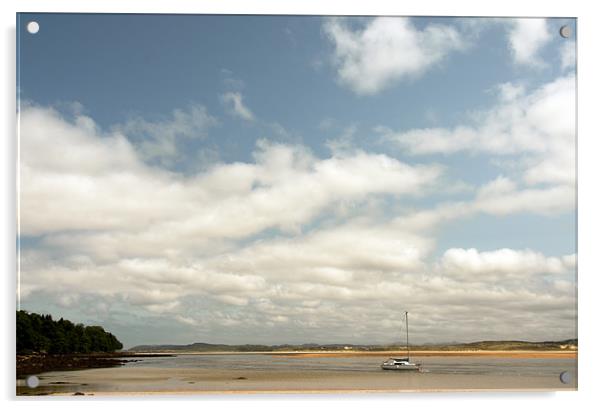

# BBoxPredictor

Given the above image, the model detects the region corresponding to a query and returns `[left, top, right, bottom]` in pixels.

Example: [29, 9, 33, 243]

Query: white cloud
[395, 175, 574, 233]
[220, 68, 245, 90]
[378, 75, 576, 221]
[22, 240, 576, 345]
[324, 17, 466, 95]
[208, 221, 435, 283]
[497, 82, 526, 102]
[323, 17, 558, 94]
[115, 105, 217, 165]
[18, 103, 576, 346]
[381, 75, 576, 217]
[220, 91, 255, 121]
[440, 248, 574, 280]
[461, 18, 561, 69]
[175, 315, 199, 326]
[325, 125, 357, 155]
[560, 40, 576, 71]
[475, 177, 574, 216]
[20, 106, 440, 241]
[382, 75, 574, 159]
[507, 19, 551, 67]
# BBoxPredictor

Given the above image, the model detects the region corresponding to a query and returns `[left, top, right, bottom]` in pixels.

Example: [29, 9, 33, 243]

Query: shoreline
[16, 349, 576, 379]
[16, 352, 175, 377]
[43, 387, 576, 396]
[134, 350, 577, 359]
[269, 350, 577, 359]
[17, 365, 578, 396]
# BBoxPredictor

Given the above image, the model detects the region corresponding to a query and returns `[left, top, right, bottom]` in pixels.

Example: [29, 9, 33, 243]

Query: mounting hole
[559, 371, 572, 384]
[559, 25, 571, 39]
[27, 21, 40, 34]
[26, 375, 40, 388]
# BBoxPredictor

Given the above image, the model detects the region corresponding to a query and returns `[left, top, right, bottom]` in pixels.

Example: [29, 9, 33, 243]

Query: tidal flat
[16, 352, 577, 395]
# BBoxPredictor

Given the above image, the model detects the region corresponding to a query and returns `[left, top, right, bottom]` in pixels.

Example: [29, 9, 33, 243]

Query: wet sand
[16, 351, 577, 395]
[17, 364, 577, 396]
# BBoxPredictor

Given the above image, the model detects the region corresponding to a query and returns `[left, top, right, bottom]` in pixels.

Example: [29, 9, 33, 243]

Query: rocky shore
[16, 353, 172, 377]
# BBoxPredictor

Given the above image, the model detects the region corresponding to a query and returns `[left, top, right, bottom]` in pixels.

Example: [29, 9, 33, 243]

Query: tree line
[17, 310, 123, 354]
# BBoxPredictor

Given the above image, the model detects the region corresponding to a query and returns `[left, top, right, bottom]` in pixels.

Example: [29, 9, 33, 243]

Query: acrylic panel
[16, 14, 577, 395]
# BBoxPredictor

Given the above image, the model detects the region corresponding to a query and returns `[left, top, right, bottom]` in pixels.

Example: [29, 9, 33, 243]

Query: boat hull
[381, 364, 421, 371]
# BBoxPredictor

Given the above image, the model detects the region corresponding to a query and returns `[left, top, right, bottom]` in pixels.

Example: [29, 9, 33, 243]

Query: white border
[5, 0, 583, 17]
[3, 1, 601, 408]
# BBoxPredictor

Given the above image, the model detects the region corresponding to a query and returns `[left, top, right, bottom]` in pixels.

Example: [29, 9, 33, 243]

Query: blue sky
[17, 14, 576, 347]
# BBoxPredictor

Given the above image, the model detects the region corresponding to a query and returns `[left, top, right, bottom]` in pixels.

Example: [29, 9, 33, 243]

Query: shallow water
[122, 354, 574, 377]
[17, 354, 578, 395]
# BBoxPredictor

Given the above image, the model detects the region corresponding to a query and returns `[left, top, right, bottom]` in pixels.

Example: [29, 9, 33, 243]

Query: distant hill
[415, 339, 577, 351]
[129, 342, 274, 353]
[129, 339, 577, 353]
[129, 342, 356, 353]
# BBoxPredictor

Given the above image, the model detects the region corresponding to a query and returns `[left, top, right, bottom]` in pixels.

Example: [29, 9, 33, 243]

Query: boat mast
[405, 311, 410, 360]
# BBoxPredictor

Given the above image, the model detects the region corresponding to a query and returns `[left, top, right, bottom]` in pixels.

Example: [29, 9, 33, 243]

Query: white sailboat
[381, 311, 421, 371]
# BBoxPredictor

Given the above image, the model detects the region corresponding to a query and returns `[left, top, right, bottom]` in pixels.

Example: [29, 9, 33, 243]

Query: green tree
[16, 311, 123, 354]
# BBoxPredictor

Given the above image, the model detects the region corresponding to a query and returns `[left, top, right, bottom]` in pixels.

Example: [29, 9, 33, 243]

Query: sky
[17, 14, 576, 348]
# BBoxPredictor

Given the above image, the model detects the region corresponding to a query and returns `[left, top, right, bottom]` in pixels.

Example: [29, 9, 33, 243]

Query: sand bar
[271, 350, 577, 359]
[17, 362, 577, 396]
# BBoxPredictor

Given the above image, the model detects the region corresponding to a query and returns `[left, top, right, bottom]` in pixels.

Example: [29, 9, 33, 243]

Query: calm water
[17, 354, 577, 395]
[121, 354, 576, 378]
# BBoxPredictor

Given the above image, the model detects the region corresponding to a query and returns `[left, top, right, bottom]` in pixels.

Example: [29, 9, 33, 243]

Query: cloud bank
[18, 97, 576, 346]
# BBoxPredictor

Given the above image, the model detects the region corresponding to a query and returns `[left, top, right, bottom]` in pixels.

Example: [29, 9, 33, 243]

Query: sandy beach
[16, 351, 577, 396]
[17, 366, 577, 396]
